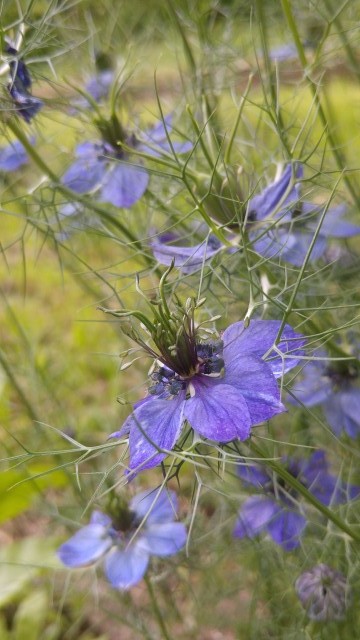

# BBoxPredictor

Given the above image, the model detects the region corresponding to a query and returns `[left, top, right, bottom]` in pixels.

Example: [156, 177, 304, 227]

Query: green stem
[255, 0, 290, 155]
[322, 0, 360, 82]
[224, 73, 254, 165]
[144, 575, 171, 640]
[249, 441, 360, 543]
[0, 348, 39, 422]
[280, 0, 360, 206]
[274, 177, 342, 342]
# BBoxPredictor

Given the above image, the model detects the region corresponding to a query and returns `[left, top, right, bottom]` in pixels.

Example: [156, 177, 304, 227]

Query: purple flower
[233, 451, 360, 550]
[138, 114, 193, 157]
[57, 488, 187, 590]
[85, 69, 114, 102]
[248, 164, 360, 266]
[111, 320, 304, 474]
[152, 163, 360, 271]
[151, 232, 223, 274]
[70, 70, 114, 112]
[62, 115, 192, 208]
[295, 564, 350, 621]
[290, 357, 360, 438]
[0, 139, 28, 171]
[6, 44, 43, 123]
[269, 43, 298, 62]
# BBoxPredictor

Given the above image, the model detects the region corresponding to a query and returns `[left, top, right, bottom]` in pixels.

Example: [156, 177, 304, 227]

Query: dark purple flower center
[207, 235, 222, 251]
[108, 508, 141, 542]
[325, 365, 358, 390]
[261, 467, 302, 505]
[272, 476, 298, 502]
[148, 339, 224, 398]
[95, 114, 138, 161]
[196, 340, 224, 375]
[148, 366, 186, 399]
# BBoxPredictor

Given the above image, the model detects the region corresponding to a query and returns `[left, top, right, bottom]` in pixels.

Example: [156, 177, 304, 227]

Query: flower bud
[295, 564, 350, 621]
[195, 166, 244, 228]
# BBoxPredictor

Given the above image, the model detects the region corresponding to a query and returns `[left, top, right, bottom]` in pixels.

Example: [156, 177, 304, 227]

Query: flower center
[148, 340, 224, 398]
[196, 340, 224, 375]
[325, 365, 358, 390]
[108, 508, 143, 545]
[148, 366, 187, 399]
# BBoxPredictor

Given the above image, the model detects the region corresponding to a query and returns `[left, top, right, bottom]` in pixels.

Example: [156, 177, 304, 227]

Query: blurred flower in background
[295, 564, 350, 621]
[290, 355, 360, 438]
[152, 162, 360, 270]
[0, 138, 29, 171]
[57, 488, 187, 590]
[5, 43, 43, 122]
[247, 164, 360, 266]
[62, 114, 192, 208]
[233, 451, 360, 550]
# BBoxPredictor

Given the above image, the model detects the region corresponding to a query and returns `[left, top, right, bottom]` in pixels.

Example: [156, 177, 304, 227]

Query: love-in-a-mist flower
[0, 138, 28, 171]
[5, 44, 43, 122]
[62, 114, 192, 208]
[104, 273, 305, 474]
[57, 488, 187, 590]
[152, 162, 360, 272]
[295, 564, 351, 621]
[290, 355, 360, 438]
[247, 163, 360, 266]
[151, 232, 223, 274]
[233, 451, 360, 550]
[269, 43, 298, 62]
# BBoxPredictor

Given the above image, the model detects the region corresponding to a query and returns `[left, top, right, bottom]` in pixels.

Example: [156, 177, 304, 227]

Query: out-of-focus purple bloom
[62, 116, 192, 208]
[234, 451, 360, 550]
[138, 114, 193, 157]
[0, 139, 28, 171]
[70, 70, 114, 112]
[290, 357, 360, 438]
[85, 69, 114, 102]
[269, 43, 298, 62]
[153, 162, 360, 270]
[295, 564, 350, 621]
[110, 319, 304, 474]
[62, 139, 149, 208]
[247, 164, 360, 266]
[57, 488, 187, 590]
[6, 44, 43, 122]
[151, 232, 223, 274]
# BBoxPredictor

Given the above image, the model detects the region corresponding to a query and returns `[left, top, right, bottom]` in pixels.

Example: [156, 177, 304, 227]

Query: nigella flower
[247, 164, 360, 266]
[152, 162, 360, 271]
[290, 356, 360, 438]
[0, 138, 28, 171]
[109, 298, 305, 474]
[268, 43, 298, 62]
[57, 488, 187, 590]
[151, 232, 223, 274]
[84, 69, 114, 102]
[233, 451, 360, 550]
[62, 114, 192, 208]
[5, 44, 43, 122]
[295, 564, 350, 621]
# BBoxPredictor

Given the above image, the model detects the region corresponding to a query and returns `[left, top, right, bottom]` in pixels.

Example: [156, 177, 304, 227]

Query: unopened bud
[295, 564, 350, 621]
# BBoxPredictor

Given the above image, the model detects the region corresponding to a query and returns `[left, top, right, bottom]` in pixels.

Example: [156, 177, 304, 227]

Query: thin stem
[144, 575, 172, 640]
[249, 441, 360, 543]
[274, 176, 342, 342]
[0, 348, 39, 422]
[280, 0, 360, 206]
[224, 73, 254, 165]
